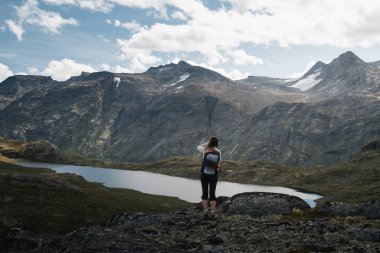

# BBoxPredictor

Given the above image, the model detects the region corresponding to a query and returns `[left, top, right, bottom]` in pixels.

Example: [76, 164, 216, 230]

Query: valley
[0, 51, 379, 252]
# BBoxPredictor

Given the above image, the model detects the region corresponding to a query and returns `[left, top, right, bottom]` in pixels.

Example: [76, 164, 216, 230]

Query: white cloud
[222, 68, 249, 80]
[169, 57, 181, 64]
[114, 64, 131, 73]
[288, 61, 316, 78]
[100, 63, 111, 71]
[7, 0, 77, 40]
[35, 0, 380, 49]
[0, 63, 14, 82]
[7, 0, 380, 78]
[43, 0, 113, 13]
[27, 67, 39, 75]
[109, 0, 380, 72]
[41, 58, 96, 81]
[15, 72, 28, 75]
[110, 0, 168, 18]
[171, 11, 187, 21]
[228, 49, 264, 66]
[109, 19, 145, 33]
[116, 37, 162, 67]
[5, 20, 24, 41]
[187, 60, 248, 80]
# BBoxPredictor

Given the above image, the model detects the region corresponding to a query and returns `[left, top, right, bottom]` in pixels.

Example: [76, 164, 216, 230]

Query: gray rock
[343, 227, 380, 242]
[6, 228, 42, 252]
[5, 203, 380, 253]
[207, 234, 228, 245]
[220, 192, 310, 216]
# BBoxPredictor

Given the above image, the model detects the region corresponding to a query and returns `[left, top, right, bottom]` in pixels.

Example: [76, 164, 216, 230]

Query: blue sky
[1, 0, 380, 81]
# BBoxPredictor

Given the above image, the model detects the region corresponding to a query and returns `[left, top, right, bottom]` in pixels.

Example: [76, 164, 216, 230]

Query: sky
[1, 0, 380, 82]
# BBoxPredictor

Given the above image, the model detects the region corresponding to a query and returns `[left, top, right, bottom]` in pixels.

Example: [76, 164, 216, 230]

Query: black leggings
[201, 173, 218, 201]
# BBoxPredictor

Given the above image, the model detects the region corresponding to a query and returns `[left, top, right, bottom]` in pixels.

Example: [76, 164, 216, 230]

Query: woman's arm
[197, 142, 208, 153]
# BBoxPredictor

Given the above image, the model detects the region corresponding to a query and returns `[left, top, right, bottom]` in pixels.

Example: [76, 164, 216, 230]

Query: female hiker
[197, 136, 221, 216]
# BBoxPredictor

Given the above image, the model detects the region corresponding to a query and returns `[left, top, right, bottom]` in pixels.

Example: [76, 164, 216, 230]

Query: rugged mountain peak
[146, 61, 192, 73]
[85, 71, 114, 80]
[80, 71, 91, 76]
[0, 75, 57, 109]
[1, 75, 53, 85]
[303, 61, 326, 77]
[177, 60, 191, 66]
[65, 72, 92, 83]
[331, 51, 365, 66]
[145, 60, 229, 83]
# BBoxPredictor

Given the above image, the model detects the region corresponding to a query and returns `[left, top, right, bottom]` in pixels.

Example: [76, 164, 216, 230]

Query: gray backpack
[201, 151, 220, 175]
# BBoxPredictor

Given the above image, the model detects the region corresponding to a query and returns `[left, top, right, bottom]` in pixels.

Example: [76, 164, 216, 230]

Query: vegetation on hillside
[111, 141, 380, 204]
[1, 137, 379, 205]
[0, 160, 191, 249]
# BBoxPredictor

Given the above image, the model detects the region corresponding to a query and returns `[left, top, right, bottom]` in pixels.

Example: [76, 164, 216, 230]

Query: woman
[197, 136, 221, 216]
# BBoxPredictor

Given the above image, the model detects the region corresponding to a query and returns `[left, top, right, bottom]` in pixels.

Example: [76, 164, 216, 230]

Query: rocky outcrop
[28, 211, 380, 252]
[3, 192, 380, 252]
[361, 139, 380, 152]
[0, 141, 58, 161]
[216, 192, 310, 216]
[319, 201, 380, 219]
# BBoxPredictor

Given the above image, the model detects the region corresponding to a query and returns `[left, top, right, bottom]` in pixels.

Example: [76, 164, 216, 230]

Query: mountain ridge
[0, 51, 379, 166]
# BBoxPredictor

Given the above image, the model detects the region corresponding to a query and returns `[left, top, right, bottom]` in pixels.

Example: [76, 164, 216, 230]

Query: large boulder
[217, 192, 310, 216]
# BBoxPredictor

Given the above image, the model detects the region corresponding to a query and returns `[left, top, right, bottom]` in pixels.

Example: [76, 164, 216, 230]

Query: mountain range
[0, 51, 379, 166]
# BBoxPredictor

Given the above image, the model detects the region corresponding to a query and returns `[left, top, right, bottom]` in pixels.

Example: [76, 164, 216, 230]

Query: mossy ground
[0, 161, 191, 237]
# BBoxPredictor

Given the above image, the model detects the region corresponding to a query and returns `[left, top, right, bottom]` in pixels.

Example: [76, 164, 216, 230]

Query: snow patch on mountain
[113, 77, 121, 88]
[291, 71, 321, 91]
[170, 73, 190, 86]
[159, 67, 173, 72]
[282, 78, 297, 83]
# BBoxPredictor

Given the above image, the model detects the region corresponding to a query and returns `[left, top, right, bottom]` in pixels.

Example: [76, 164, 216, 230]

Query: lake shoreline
[17, 161, 322, 207]
[1, 138, 379, 205]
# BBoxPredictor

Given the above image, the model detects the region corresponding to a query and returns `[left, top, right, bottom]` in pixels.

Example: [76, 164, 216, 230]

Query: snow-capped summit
[290, 61, 326, 91]
[288, 52, 380, 99]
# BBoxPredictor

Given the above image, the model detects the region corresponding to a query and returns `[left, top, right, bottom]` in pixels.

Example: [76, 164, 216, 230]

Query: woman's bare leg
[210, 200, 216, 211]
[202, 199, 209, 210]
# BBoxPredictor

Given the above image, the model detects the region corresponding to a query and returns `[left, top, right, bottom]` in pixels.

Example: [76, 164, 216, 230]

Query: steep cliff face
[0, 52, 379, 165]
[231, 96, 380, 165]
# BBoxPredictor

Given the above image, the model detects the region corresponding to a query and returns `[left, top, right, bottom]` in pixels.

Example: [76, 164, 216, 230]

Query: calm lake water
[18, 162, 321, 207]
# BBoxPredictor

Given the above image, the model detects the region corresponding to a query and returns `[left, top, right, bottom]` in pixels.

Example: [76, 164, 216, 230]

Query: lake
[18, 162, 321, 207]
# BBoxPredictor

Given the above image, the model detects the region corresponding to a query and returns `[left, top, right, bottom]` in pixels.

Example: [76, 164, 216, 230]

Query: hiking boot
[203, 209, 209, 217]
